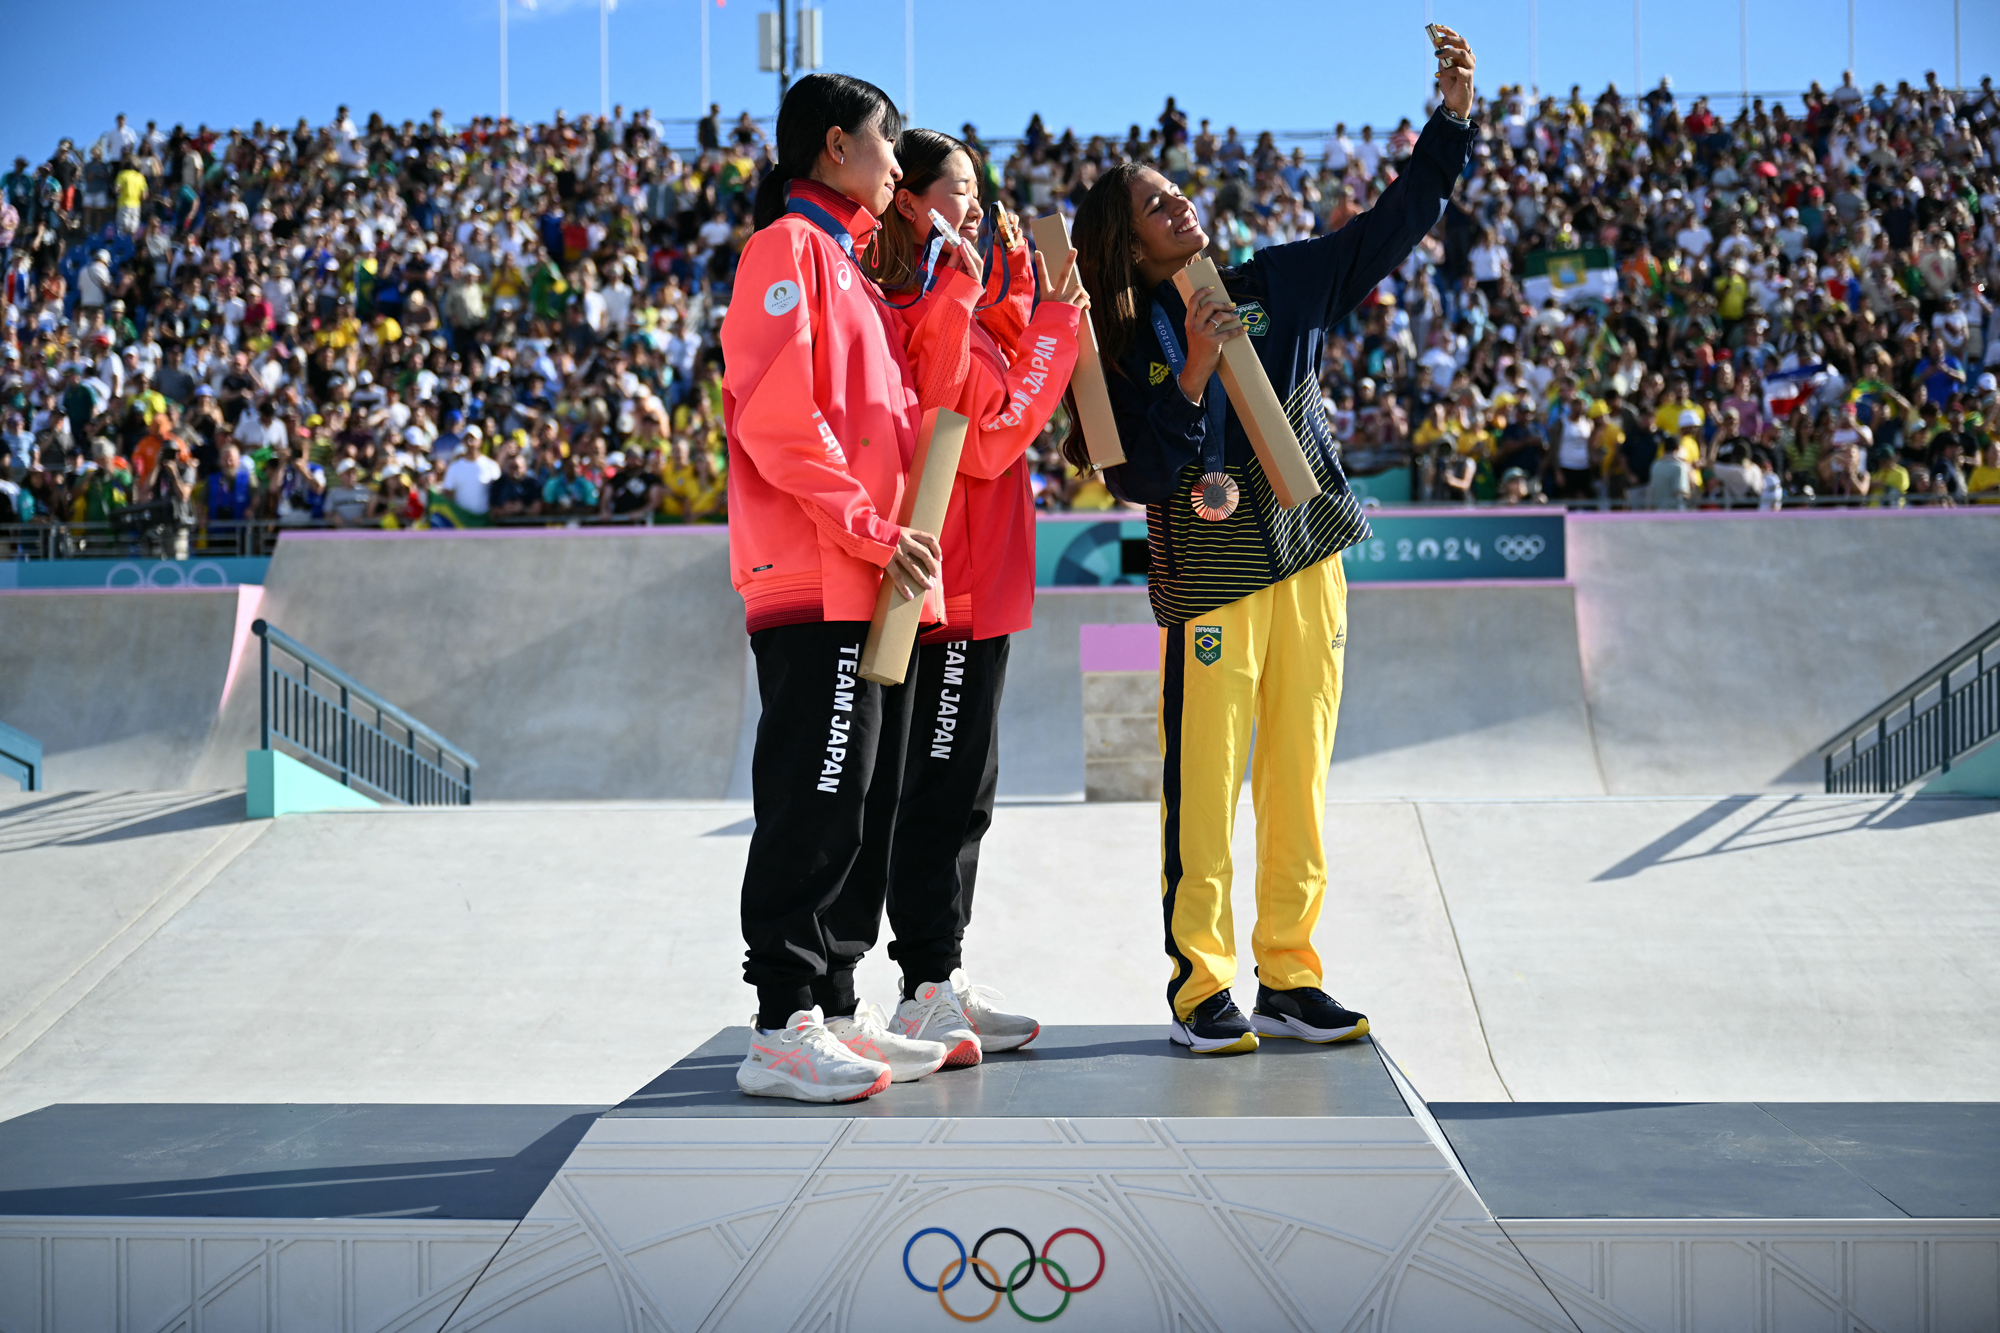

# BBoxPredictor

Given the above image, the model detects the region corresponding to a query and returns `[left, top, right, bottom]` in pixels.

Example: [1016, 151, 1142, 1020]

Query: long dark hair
[863, 129, 976, 291]
[1071, 162, 1148, 374]
[751, 73, 902, 231]
[1061, 162, 1158, 474]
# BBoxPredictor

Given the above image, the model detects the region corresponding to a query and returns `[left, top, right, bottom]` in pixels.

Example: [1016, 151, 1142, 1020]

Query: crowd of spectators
[3, 66, 1999, 553]
[0, 103, 745, 549]
[1001, 71, 2000, 508]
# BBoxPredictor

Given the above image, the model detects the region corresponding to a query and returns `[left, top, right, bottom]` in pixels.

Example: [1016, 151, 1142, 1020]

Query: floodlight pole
[1528, 0, 1538, 98]
[1633, 0, 1642, 97]
[779, 0, 791, 105]
[1739, 0, 1748, 114]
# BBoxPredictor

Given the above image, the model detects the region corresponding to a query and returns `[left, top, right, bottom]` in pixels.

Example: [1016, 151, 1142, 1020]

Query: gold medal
[1192, 471, 1239, 521]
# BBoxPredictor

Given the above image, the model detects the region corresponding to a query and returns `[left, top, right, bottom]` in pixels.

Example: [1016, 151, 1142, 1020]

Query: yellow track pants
[1158, 556, 1346, 1021]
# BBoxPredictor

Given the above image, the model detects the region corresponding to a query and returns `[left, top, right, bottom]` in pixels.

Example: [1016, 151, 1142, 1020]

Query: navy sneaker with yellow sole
[1169, 990, 1259, 1055]
[1251, 984, 1369, 1043]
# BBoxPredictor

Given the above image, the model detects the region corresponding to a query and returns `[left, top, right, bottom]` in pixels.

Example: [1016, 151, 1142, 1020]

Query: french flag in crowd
[1763, 363, 1828, 419]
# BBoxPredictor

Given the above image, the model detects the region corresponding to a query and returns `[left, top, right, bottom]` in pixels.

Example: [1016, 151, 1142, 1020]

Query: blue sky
[3, 0, 1994, 161]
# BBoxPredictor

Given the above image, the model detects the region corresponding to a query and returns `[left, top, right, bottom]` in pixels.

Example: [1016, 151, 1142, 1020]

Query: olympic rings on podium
[1005, 1257, 1071, 1321]
[937, 1257, 1005, 1321]
[902, 1226, 1107, 1320]
[904, 1227, 966, 1291]
[971, 1228, 1036, 1292]
[1041, 1227, 1106, 1292]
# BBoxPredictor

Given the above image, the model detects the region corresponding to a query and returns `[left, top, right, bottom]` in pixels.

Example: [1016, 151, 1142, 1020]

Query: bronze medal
[1192, 471, 1239, 521]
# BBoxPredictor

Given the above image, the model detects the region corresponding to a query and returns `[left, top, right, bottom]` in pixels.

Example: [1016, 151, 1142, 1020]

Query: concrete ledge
[244, 750, 380, 819]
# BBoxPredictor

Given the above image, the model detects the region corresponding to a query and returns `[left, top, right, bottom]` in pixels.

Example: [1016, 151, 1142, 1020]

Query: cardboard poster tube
[1172, 256, 1322, 509]
[859, 408, 970, 685]
[1031, 213, 1126, 469]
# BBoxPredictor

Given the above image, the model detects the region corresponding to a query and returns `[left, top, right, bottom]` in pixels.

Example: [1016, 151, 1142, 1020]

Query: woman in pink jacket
[720, 73, 954, 1103]
[864, 129, 1087, 1064]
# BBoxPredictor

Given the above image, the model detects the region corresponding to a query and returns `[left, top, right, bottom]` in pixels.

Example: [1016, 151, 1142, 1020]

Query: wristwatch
[1440, 107, 1472, 128]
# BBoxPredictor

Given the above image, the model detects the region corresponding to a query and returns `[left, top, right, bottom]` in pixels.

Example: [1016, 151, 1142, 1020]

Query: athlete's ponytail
[751, 73, 903, 231]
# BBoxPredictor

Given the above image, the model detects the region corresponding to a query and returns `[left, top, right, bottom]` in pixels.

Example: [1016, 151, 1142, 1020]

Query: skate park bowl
[3, 510, 1998, 1328]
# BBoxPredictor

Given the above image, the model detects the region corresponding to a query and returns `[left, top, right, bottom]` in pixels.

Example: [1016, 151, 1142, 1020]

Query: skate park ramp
[0, 588, 259, 791]
[185, 529, 750, 799]
[1569, 510, 2000, 794]
[2, 788, 1995, 1122]
[6, 511, 2000, 799]
[1330, 581, 1605, 796]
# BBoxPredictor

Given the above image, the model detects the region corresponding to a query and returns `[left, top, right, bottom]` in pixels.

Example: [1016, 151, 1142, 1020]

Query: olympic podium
[434, 1027, 1576, 1330]
[2, 1034, 1996, 1330]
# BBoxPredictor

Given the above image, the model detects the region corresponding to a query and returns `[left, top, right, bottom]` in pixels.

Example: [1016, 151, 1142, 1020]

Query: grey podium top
[609, 1025, 1411, 1120]
[0, 1103, 603, 1219]
[1431, 1101, 2000, 1219]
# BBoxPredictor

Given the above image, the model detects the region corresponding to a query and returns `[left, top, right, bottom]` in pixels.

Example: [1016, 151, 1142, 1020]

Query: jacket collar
[788, 178, 880, 249]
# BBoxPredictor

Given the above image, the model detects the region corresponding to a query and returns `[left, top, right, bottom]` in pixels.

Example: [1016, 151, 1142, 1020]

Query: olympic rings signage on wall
[1032, 512, 1565, 587]
[1336, 511, 1565, 582]
[0, 556, 270, 592]
[902, 1226, 1105, 1322]
[1492, 534, 1546, 561]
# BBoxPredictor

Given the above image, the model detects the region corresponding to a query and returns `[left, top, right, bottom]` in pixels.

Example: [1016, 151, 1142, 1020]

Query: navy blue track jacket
[1102, 110, 1476, 626]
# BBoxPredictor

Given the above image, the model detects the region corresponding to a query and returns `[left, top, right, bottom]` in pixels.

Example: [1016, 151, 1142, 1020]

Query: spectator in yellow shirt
[1869, 448, 1911, 506]
[1967, 442, 2000, 505]
[113, 159, 148, 234]
[1654, 377, 1703, 435]
[659, 435, 726, 522]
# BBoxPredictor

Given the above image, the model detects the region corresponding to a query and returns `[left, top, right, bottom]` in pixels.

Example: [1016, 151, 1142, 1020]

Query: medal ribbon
[1150, 299, 1227, 476]
[787, 195, 951, 310]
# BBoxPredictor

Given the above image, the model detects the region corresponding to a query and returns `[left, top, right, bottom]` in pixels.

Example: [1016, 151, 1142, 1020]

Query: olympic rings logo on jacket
[902, 1225, 1105, 1322]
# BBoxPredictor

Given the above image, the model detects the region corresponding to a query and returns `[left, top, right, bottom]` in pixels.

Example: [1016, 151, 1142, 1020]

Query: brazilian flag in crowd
[1522, 247, 1618, 307]
[426, 490, 487, 529]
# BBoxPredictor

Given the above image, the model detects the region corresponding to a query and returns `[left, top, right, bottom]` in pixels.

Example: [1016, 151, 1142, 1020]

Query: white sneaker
[736, 1007, 892, 1103]
[825, 1003, 949, 1082]
[891, 978, 982, 1067]
[951, 968, 1041, 1052]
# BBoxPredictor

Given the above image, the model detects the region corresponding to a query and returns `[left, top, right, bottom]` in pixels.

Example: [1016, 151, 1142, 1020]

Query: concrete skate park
[3, 509, 1998, 1330]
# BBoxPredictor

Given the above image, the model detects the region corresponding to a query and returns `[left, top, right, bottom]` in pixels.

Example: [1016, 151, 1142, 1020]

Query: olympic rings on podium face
[971, 1227, 1036, 1292]
[902, 1226, 1107, 1318]
[937, 1257, 1005, 1321]
[904, 1227, 966, 1292]
[1041, 1227, 1106, 1292]
[1005, 1257, 1071, 1322]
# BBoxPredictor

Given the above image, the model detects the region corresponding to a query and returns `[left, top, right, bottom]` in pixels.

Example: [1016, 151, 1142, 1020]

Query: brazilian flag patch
[1149, 361, 1171, 386]
[1237, 301, 1270, 336]
[1193, 625, 1222, 666]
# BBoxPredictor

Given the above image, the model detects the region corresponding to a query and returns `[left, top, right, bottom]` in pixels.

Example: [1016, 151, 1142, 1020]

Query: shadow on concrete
[0, 790, 242, 853]
[0, 1104, 603, 1220]
[55, 792, 244, 847]
[1592, 793, 1997, 881]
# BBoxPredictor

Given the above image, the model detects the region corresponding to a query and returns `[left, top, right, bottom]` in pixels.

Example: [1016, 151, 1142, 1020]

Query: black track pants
[739, 621, 915, 1027]
[887, 636, 1008, 987]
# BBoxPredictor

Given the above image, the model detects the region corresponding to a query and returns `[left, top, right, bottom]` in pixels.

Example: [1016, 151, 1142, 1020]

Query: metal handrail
[1818, 616, 2000, 794]
[255, 620, 476, 806]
